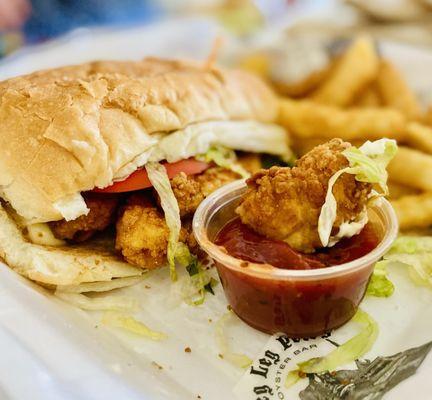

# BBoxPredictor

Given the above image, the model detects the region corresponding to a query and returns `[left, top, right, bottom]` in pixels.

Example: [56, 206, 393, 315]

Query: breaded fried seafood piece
[236, 139, 372, 253]
[169, 167, 240, 217]
[116, 194, 196, 268]
[50, 193, 119, 242]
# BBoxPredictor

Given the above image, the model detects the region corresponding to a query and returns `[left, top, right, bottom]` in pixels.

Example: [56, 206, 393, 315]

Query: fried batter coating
[115, 194, 196, 269]
[50, 193, 119, 242]
[236, 139, 372, 253]
[170, 167, 239, 217]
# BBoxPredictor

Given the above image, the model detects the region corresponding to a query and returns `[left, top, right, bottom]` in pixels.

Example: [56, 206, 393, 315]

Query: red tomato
[93, 159, 209, 193]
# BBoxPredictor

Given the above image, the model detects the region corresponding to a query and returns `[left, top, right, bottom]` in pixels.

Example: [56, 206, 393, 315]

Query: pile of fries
[242, 36, 432, 233]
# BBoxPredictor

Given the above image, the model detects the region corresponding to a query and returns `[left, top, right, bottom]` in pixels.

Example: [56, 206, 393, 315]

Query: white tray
[0, 17, 432, 400]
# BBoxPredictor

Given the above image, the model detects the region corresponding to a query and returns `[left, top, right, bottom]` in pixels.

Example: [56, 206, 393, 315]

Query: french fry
[376, 60, 421, 120]
[352, 83, 381, 107]
[404, 122, 432, 155]
[274, 69, 330, 98]
[311, 36, 379, 107]
[388, 181, 420, 200]
[387, 146, 432, 191]
[423, 105, 432, 127]
[279, 99, 406, 141]
[391, 193, 432, 230]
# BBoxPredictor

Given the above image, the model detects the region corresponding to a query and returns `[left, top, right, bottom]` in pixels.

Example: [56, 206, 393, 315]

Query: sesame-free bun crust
[0, 58, 278, 222]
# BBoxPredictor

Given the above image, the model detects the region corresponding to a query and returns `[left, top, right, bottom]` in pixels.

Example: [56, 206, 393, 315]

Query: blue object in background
[24, 0, 161, 43]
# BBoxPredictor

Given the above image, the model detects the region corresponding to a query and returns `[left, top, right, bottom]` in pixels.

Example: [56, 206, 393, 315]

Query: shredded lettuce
[387, 236, 432, 255]
[383, 236, 432, 288]
[285, 370, 302, 389]
[145, 162, 186, 281]
[387, 254, 432, 287]
[102, 311, 167, 341]
[167, 251, 218, 307]
[215, 311, 253, 369]
[286, 309, 378, 382]
[197, 145, 249, 178]
[366, 261, 394, 297]
[318, 169, 349, 247]
[318, 139, 397, 247]
[343, 139, 397, 194]
[182, 256, 217, 306]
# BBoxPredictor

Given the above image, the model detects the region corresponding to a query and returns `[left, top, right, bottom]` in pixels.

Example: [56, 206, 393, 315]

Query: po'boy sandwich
[0, 57, 290, 289]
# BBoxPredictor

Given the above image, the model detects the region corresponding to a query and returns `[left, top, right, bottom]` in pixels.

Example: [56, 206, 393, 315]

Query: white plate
[0, 18, 432, 400]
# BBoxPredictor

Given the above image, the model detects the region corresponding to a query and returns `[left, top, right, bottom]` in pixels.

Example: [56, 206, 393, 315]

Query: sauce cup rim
[192, 179, 399, 281]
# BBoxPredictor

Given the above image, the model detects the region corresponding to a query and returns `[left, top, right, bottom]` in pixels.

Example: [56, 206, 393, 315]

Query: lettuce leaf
[145, 162, 185, 281]
[102, 312, 167, 341]
[366, 261, 394, 297]
[343, 139, 397, 194]
[387, 236, 432, 255]
[298, 309, 378, 373]
[197, 145, 249, 178]
[382, 236, 432, 288]
[318, 139, 397, 247]
[215, 311, 253, 369]
[185, 255, 217, 306]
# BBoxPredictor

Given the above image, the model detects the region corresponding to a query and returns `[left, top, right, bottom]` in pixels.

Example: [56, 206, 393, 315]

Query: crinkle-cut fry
[278, 99, 406, 141]
[352, 83, 381, 107]
[404, 122, 432, 155]
[391, 193, 432, 230]
[388, 146, 432, 191]
[376, 60, 422, 120]
[388, 181, 420, 200]
[312, 36, 379, 106]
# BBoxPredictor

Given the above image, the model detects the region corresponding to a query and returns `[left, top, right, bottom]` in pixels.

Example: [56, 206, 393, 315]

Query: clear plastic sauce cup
[193, 180, 398, 338]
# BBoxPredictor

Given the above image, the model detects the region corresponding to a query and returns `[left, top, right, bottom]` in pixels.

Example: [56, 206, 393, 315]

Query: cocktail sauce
[213, 218, 380, 337]
[214, 218, 378, 270]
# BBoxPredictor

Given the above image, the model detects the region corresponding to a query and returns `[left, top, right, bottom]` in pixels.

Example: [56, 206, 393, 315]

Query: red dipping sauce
[192, 180, 398, 338]
[215, 218, 379, 270]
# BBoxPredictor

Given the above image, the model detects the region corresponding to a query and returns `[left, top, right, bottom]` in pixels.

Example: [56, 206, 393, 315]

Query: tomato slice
[93, 159, 209, 193]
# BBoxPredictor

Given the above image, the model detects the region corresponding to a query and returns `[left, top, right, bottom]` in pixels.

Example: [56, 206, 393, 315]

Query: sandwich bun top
[0, 58, 279, 223]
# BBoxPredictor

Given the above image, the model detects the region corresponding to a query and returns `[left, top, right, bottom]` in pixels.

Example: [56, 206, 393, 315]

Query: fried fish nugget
[391, 193, 432, 230]
[388, 146, 432, 191]
[279, 99, 406, 141]
[116, 194, 197, 269]
[312, 36, 379, 107]
[236, 139, 371, 253]
[116, 195, 169, 269]
[376, 60, 421, 120]
[170, 167, 239, 217]
[50, 193, 119, 242]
